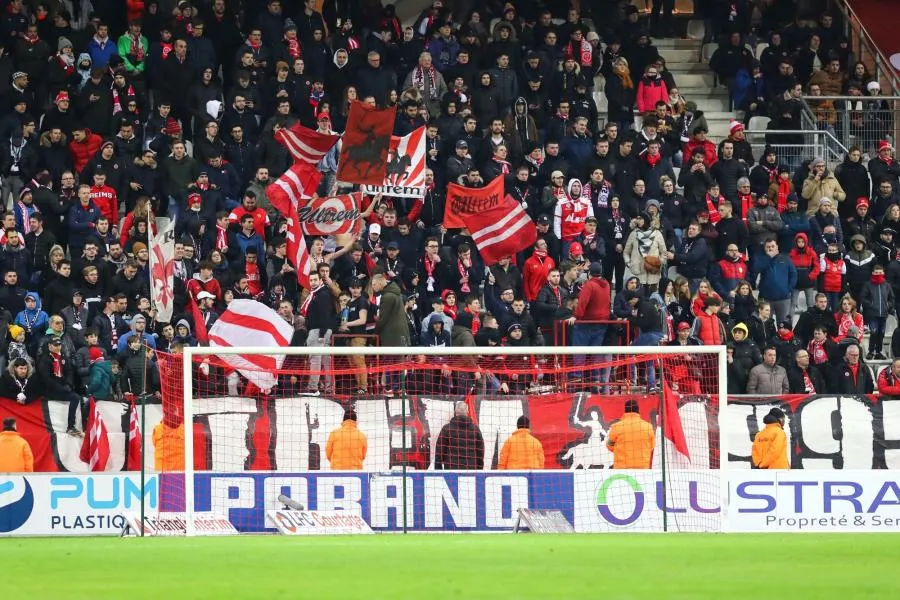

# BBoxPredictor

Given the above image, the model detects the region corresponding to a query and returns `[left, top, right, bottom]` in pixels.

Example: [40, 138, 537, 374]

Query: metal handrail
[834, 0, 900, 96]
[741, 129, 849, 163]
[798, 95, 900, 101]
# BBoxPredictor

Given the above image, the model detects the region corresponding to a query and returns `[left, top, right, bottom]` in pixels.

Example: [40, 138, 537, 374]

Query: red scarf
[16, 201, 31, 234]
[129, 33, 145, 62]
[458, 258, 471, 294]
[492, 157, 511, 174]
[51, 353, 63, 378]
[216, 225, 228, 251]
[705, 196, 721, 224]
[161, 42, 173, 60]
[801, 368, 816, 393]
[776, 178, 791, 213]
[424, 255, 437, 292]
[566, 39, 593, 67]
[443, 303, 457, 319]
[247, 37, 261, 50]
[466, 307, 480, 334]
[808, 339, 828, 364]
[872, 273, 886, 285]
[300, 284, 322, 316]
[413, 66, 438, 99]
[23, 32, 38, 44]
[287, 37, 301, 60]
[644, 152, 662, 168]
[111, 84, 135, 115]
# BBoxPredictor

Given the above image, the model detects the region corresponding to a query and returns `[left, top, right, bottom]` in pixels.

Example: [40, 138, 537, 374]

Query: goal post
[156, 344, 728, 536]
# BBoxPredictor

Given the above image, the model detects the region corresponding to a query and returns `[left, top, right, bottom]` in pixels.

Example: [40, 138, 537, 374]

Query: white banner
[149, 217, 177, 323]
[0, 473, 157, 536]
[726, 470, 900, 532]
[124, 511, 237, 536]
[266, 509, 373, 535]
[573, 470, 721, 532]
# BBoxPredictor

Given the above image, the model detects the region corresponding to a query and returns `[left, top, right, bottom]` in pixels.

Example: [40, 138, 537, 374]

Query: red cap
[857, 197, 869, 208]
[89, 347, 104, 362]
[677, 322, 691, 331]
[569, 242, 584, 256]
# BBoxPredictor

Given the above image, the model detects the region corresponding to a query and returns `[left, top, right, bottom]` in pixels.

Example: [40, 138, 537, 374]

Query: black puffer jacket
[434, 415, 484, 470]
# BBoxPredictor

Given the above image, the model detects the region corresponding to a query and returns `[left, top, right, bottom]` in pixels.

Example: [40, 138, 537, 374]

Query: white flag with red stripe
[274, 122, 340, 166]
[266, 162, 323, 217]
[208, 300, 294, 391]
[127, 398, 143, 471]
[78, 398, 110, 472]
[361, 126, 427, 198]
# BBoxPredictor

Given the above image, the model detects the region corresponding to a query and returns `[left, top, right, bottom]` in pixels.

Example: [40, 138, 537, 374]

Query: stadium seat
[701, 43, 718, 64]
[755, 43, 769, 59]
[747, 116, 771, 133]
[686, 19, 705, 41]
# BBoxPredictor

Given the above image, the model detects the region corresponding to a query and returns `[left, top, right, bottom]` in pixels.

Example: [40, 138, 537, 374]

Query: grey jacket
[746, 362, 789, 394]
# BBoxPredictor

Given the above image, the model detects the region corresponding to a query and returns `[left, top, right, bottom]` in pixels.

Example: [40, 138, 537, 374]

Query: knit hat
[58, 37, 73, 51]
[728, 120, 744, 135]
[164, 118, 182, 135]
[284, 18, 297, 32]
[857, 197, 870, 208]
[867, 81, 881, 92]
[187, 192, 202, 206]
[645, 198, 661, 211]
[810, 157, 825, 168]
[18, 187, 31, 200]
[11, 71, 26, 81]
[8, 324, 24, 340]
[54, 91, 69, 104]
[879, 140, 894, 152]
[131, 242, 147, 254]
[89, 346, 104, 363]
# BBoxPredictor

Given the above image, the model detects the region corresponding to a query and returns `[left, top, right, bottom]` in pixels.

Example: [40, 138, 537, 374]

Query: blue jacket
[755, 253, 797, 301]
[561, 133, 593, 174]
[428, 36, 460, 72]
[235, 231, 266, 263]
[87, 37, 119, 68]
[68, 201, 101, 249]
[779, 207, 811, 249]
[673, 235, 709, 279]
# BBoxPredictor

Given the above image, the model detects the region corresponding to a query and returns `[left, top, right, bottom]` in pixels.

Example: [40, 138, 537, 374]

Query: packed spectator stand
[0, 0, 897, 456]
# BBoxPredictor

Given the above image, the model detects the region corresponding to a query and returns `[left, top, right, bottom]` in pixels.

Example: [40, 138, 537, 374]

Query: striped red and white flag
[361, 126, 427, 198]
[78, 398, 110, 472]
[208, 300, 295, 391]
[274, 123, 340, 166]
[286, 203, 314, 289]
[266, 162, 323, 217]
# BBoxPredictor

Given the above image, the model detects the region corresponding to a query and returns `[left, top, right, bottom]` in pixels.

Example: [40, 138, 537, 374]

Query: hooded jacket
[788, 233, 820, 289]
[14, 292, 48, 339]
[421, 314, 452, 347]
[0, 359, 41, 402]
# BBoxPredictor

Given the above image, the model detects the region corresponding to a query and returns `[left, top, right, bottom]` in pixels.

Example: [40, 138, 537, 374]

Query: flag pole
[147, 209, 155, 314]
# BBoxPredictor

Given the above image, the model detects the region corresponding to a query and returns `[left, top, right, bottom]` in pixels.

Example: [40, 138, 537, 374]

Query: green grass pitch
[4, 534, 900, 598]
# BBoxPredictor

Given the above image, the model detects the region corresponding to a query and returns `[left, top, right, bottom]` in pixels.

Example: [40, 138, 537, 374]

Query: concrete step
[664, 61, 709, 74]
[672, 73, 716, 88]
[677, 85, 728, 97]
[655, 48, 700, 63]
[653, 38, 702, 50]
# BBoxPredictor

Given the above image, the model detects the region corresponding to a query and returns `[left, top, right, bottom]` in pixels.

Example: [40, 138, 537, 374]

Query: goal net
[149, 345, 725, 534]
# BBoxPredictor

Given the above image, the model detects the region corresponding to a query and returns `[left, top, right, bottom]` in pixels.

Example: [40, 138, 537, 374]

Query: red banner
[299, 192, 362, 237]
[443, 176, 505, 229]
[337, 101, 396, 185]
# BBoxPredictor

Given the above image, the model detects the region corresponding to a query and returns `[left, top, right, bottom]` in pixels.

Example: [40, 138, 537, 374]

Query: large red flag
[337, 101, 396, 185]
[189, 295, 210, 345]
[266, 162, 322, 217]
[448, 177, 538, 265]
[127, 397, 142, 471]
[79, 398, 110, 472]
[662, 380, 692, 461]
[274, 122, 340, 166]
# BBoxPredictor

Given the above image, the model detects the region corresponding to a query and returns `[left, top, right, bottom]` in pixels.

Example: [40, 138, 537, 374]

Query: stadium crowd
[0, 0, 896, 455]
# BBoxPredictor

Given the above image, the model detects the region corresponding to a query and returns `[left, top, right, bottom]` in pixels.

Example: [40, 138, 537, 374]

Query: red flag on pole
[662, 380, 692, 461]
[127, 397, 142, 471]
[273, 122, 340, 166]
[286, 203, 314, 289]
[337, 100, 396, 185]
[446, 177, 538, 265]
[78, 398, 110, 472]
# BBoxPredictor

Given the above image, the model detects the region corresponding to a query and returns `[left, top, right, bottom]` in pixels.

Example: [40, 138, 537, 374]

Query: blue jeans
[632, 331, 665, 388]
[573, 324, 609, 388]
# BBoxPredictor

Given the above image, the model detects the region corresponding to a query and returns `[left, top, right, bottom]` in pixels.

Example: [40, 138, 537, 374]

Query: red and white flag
[361, 126, 428, 198]
[127, 398, 142, 471]
[652, 380, 693, 469]
[148, 217, 176, 323]
[286, 203, 314, 289]
[274, 122, 340, 166]
[298, 192, 362, 237]
[449, 177, 537, 265]
[266, 162, 323, 217]
[208, 300, 295, 391]
[79, 398, 110, 472]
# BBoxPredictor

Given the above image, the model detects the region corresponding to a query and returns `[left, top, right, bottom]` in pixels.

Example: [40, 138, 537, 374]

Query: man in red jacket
[68, 126, 103, 175]
[573, 262, 612, 389]
[877, 358, 900, 397]
[88, 170, 118, 228]
[522, 238, 555, 302]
